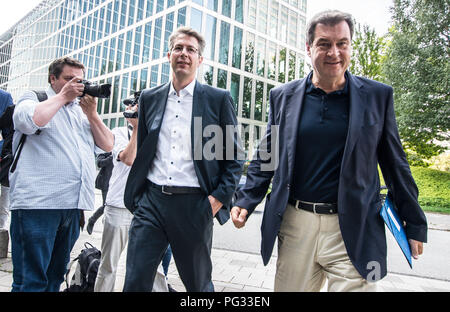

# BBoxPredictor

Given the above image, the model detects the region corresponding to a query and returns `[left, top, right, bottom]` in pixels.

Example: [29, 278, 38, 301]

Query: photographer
[9, 57, 114, 292]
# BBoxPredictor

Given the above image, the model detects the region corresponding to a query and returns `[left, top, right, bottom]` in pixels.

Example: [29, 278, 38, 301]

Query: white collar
[169, 79, 196, 97]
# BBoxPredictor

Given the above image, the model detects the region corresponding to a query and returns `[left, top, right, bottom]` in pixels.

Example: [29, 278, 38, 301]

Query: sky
[1, 0, 395, 36]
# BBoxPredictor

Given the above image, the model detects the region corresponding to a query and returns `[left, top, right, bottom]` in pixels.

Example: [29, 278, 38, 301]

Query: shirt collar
[306, 71, 349, 96]
[169, 79, 196, 97]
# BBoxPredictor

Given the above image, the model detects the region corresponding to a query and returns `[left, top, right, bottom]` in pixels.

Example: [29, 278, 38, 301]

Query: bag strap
[9, 90, 48, 173]
[65, 256, 80, 289]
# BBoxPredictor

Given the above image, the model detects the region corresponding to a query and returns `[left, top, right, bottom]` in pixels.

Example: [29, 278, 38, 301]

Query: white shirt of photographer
[104, 126, 132, 210]
[147, 79, 200, 187]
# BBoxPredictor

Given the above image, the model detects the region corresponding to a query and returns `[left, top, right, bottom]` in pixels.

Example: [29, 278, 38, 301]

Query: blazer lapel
[340, 73, 367, 170]
[149, 82, 170, 132]
[285, 79, 307, 182]
[191, 81, 205, 160]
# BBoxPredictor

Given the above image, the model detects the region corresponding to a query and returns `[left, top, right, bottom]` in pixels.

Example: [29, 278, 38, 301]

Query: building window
[232, 26, 243, 69]
[204, 15, 217, 61]
[234, 0, 243, 23]
[243, 77, 252, 119]
[133, 26, 142, 66]
[230, 73, 240, 114]
[218, 21, 230, 65]
[222, 0, 231, 18]
[152, 17, 163, 60]
[177, 7, 187, 27]
[163, 13, 175, 54]
[142, 22, 152, 64]
[190, 8, 202, 33]
[207, 0, 218, 11]
[203, 65, 213, 86]
[217, 69, 227, 89]
[244, 32, 255, 73]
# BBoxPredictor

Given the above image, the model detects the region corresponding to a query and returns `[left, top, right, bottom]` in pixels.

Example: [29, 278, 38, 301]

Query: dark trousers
[123, 182, 214, 292]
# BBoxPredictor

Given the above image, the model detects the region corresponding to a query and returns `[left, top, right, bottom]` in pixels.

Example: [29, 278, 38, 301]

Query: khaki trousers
[275, 204, 377, 292]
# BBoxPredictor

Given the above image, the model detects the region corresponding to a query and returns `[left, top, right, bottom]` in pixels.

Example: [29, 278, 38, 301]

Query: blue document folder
[380, 193, 413, 268]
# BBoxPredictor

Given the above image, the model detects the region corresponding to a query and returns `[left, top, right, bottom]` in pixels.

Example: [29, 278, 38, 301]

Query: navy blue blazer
[235, 72, 428, 280]
[124, 81, 243, 225]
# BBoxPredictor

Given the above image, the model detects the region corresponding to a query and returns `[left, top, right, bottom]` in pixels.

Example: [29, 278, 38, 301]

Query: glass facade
[0, 0, 307, 158]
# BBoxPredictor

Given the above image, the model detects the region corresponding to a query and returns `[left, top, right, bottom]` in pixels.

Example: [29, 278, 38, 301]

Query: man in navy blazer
[123, 27, 243, 292]
[232, 10, 427, 292]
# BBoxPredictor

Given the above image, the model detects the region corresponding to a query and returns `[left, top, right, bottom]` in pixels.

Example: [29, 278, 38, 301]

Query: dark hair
[48, 57, 85, 84]
[169, 26, 206, 56]
[306, 10, 354, 45]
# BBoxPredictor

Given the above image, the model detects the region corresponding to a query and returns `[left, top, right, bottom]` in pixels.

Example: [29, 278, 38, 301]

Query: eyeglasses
[171, 45, 199, 55]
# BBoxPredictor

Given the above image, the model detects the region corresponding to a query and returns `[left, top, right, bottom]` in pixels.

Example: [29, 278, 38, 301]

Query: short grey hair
[306, 10, 355, 45]
[168, 26, 206, 56]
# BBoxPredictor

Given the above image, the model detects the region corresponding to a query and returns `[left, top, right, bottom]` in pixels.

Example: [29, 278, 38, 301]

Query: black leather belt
[288, 198, 338, 214]
[148, 181, 203, 195]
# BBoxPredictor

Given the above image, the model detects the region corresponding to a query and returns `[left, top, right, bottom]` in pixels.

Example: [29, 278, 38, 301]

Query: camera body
[81, 80, 111, 98]
[123, 91, 141, 119]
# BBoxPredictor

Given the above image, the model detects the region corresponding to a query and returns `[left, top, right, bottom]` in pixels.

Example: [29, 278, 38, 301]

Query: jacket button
[287, 184, 290, 190]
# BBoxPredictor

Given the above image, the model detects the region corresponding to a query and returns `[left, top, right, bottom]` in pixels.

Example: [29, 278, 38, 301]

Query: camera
[80, 80, 111, 98]
[123, 91, 141, 119]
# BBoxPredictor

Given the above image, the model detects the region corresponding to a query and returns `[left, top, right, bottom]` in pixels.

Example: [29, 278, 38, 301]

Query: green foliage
[350, 23, 386, 80]
[411, 167, 450, 214]
[382, 0, 450, 161]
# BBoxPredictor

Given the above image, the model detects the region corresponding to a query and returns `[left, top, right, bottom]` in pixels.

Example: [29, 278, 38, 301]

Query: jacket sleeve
[234, 89, 277, 217]
[377, 87, 427, 242]
[210, 91, 244, 208]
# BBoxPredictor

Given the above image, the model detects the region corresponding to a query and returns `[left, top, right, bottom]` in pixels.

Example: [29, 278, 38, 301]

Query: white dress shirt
[147, 79, 200, 187]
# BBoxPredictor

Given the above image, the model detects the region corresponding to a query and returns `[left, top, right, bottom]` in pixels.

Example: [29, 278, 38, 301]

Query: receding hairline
[306, 10, 354, 45]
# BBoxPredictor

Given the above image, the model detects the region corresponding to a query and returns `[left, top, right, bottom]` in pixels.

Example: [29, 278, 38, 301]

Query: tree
[350, 23, 386, 80]
[382, 0, 449, 163]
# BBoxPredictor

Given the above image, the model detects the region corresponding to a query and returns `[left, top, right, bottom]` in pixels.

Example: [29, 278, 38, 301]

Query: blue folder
[380, 193, 413, 268]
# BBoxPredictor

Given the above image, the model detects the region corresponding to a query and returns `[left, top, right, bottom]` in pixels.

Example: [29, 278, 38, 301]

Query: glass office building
[0, 0, 307, 157]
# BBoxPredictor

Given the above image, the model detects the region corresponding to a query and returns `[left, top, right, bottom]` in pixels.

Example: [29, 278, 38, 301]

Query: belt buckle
[161, 185, 173, 195]
[313, 203, 318, 214]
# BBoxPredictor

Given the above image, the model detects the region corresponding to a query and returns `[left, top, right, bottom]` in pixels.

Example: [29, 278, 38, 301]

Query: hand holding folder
[380, 193, 413, 268]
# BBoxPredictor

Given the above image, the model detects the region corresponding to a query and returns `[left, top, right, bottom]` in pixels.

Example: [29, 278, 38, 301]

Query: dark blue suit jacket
[235, 72, 428, 280]
[124, 81, 243, 225]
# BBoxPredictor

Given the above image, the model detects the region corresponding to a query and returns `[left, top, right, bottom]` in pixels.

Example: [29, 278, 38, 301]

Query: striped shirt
[9, 86, 103, 211]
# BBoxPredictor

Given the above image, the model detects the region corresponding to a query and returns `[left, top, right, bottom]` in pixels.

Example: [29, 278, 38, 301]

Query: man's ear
[306, 43, 311, 58]
[49, 74, 57, 86]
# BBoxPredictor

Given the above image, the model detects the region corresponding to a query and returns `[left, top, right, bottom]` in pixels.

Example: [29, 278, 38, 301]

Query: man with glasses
[123, 27, 243, 292]
[9, 57, 114, 291]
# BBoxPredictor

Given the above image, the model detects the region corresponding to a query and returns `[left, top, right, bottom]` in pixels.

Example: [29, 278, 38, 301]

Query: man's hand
[231, 206, 248, 229]
[59, 76, 84, 104]
[125, 104, 139, 129]
[409, 239, 424, 259]
[79, 94, 98, 118]
[208, 195, 223, 217]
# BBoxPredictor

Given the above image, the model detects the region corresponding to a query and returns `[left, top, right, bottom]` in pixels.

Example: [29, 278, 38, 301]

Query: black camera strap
[10, 90, 47, 173]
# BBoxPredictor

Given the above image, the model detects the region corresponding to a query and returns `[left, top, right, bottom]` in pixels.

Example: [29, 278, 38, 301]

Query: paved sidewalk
[1, 225, 449, 292]
[1, 190, 449, 292]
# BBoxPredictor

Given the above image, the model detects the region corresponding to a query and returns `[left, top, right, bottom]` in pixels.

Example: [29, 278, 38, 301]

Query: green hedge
[380, 166, 450, 214]
[411, 167, 450, 214]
